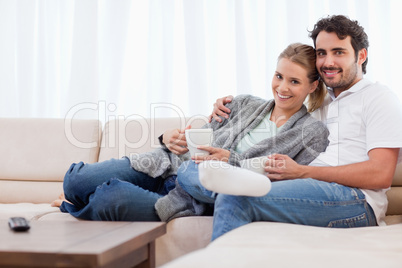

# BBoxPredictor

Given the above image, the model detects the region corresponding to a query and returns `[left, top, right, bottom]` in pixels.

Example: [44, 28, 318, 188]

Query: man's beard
[321, 62, 358, 91]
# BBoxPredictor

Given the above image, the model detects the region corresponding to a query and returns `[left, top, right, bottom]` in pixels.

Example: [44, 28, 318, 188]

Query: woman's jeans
[60, 157, 176, 221]
[177, 161, 377, 241]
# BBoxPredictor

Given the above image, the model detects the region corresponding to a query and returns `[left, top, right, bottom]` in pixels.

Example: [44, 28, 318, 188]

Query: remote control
[8, 217, 30, 232]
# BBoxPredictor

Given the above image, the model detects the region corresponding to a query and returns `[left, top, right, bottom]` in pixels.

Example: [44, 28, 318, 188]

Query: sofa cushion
[0, 203, 60, 221]
[37, 211, 80, 221]
[0, 118, 101, 203]
[0, 118, 101, 182]
[156, 216, 213, 267]
[0, 181, 62, 204]
[163, 221, 402, 267]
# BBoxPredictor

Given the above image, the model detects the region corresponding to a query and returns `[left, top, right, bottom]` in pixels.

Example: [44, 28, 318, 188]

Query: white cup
[185, 128, 213, 157]
[239, 156, 269, 175]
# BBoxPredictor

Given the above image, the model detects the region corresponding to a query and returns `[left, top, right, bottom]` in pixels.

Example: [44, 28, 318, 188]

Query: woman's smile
[277, 92, 292, 99]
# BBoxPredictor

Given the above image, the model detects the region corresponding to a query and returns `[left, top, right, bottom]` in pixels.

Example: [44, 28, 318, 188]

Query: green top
[235, 109, 282, 154]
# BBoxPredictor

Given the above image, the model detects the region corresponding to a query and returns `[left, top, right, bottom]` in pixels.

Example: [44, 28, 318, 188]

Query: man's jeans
[177, 161, 377, 241]
[60, 157, 176, 221]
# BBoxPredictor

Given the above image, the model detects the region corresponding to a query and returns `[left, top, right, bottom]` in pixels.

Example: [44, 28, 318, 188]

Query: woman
[54, 43, 328, 223]
[155, 43, 329, 221]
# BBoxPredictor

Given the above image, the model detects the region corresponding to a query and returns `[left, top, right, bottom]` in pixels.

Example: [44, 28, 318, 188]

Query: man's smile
[322, 68, 341, 78]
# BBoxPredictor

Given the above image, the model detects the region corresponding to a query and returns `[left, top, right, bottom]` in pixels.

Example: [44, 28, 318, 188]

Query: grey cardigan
[130, 95, 329, 178]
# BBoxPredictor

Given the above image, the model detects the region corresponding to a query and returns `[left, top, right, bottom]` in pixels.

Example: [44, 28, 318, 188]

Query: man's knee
[215, 194, 246, 210]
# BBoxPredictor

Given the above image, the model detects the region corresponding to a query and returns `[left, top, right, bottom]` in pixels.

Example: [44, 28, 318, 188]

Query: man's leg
[212, 178, 377, 240]
[176, 160, 216, 204]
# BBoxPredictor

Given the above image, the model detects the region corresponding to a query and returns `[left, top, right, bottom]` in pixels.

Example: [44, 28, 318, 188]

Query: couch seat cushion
[0, 203, 60, 221]
[163, 221, 402, 267]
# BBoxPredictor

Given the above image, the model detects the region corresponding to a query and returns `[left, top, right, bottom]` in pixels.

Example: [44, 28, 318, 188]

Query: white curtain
[1, 0, 401, 123]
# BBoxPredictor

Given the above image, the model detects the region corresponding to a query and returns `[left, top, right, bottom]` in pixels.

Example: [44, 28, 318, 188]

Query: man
[208, 15, 402, 240]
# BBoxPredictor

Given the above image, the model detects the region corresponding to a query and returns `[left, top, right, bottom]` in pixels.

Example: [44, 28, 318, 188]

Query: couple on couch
[53, 15, 402, 241]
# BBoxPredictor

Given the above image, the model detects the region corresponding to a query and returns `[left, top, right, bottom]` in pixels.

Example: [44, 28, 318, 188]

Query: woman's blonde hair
[278, 43, 326, 113]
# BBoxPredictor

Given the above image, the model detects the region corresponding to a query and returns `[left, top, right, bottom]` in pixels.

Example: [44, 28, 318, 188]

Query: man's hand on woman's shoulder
[208, 95, 234, 123]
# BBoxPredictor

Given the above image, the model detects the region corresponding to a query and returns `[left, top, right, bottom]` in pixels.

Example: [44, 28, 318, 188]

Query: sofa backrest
[0, 118, 101, 203]
[98, 117, 208, 161]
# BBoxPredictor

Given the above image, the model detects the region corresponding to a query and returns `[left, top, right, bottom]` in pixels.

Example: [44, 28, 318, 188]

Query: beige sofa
[1, 117, 401, 267]
[0, 117, 212, 267]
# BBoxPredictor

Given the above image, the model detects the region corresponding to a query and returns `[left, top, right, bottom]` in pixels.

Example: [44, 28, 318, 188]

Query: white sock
[198, 161, 271, 197]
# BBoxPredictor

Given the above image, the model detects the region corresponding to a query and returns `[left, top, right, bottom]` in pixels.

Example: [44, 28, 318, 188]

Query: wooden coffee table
[0, 220, 166, 267]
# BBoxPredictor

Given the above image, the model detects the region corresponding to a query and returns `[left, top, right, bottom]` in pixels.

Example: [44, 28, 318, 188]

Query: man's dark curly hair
[309, 15, 369, 74]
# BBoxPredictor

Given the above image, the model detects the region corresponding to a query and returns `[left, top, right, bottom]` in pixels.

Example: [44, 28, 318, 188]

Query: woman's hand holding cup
[163, 126, 191, 155]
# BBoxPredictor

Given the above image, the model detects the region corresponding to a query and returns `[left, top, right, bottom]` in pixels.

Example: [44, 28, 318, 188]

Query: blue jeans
[177, 161, 216, 204]
[177, 161, 377, 241]
[60, 157, 176, 221]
